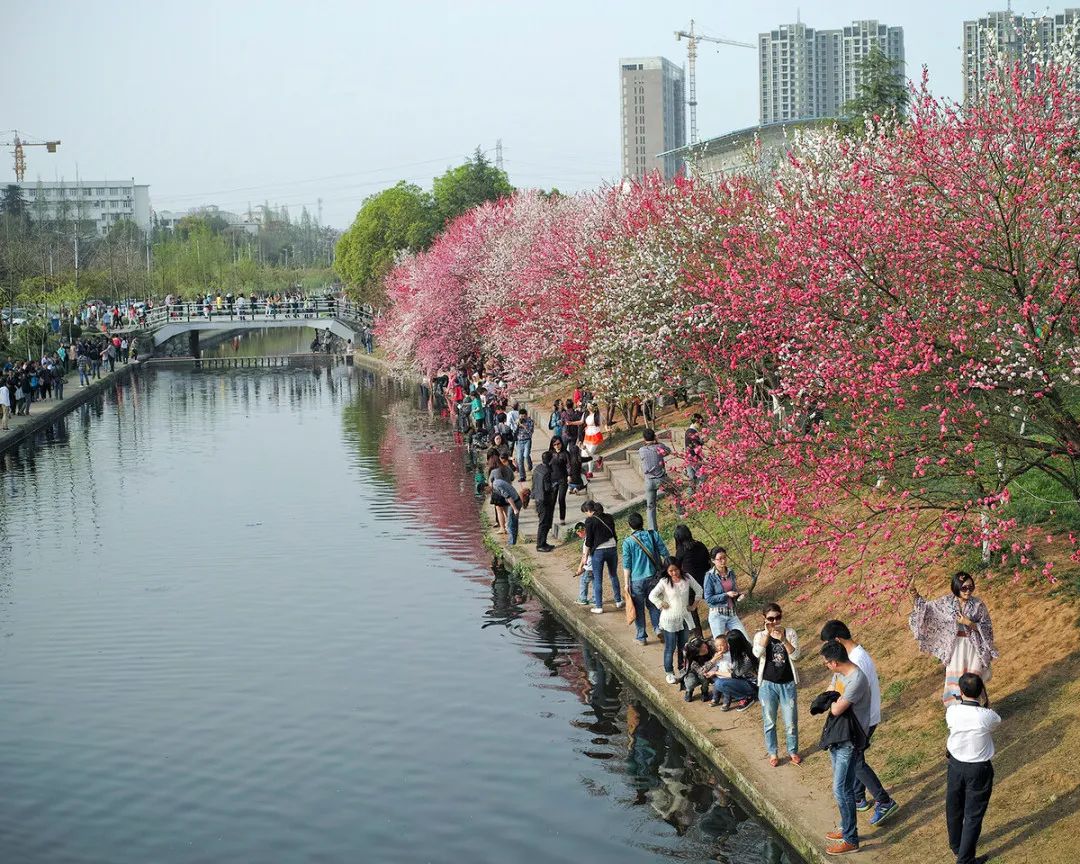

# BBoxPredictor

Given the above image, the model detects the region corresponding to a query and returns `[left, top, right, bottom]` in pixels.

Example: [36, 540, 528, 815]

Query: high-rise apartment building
[619, 56, 686, 181]
[962, 8, 1080, 104]
[758, 20, 904, 124]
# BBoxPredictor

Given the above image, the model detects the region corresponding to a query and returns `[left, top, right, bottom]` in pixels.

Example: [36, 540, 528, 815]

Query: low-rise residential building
[660, 118, 833, 183]
[18, 180, 150, 236]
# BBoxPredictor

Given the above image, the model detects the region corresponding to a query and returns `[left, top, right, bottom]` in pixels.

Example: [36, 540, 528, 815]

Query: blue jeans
[515, 439, 532, 481]
[578, 569, 593, 602]
[507, 509, 519, 546]
[662, 626, 689, 674]
[643, 476, 663, 531]
[829, 741, 859, 847]
[712, 677, 758, 701]
[590, 547, 620, 607]
[759, 680, 798, 756]
[707, 608, 749, 639]
[629, 577, 661, 640]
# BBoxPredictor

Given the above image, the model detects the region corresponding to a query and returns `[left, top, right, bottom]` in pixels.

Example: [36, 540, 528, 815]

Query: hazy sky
[3, 1, 1029, 227]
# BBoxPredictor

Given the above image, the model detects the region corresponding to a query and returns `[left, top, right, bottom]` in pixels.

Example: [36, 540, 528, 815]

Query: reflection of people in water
[698, 784, 744, 840]
[579, 643, 621, 738]
[484, 566, 526, 629]
[624, 703, 666, 805]
[648, 733, 696, 834]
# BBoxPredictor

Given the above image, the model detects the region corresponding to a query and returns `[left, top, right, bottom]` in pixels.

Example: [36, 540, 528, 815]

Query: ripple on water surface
[0, 365, 799, 864]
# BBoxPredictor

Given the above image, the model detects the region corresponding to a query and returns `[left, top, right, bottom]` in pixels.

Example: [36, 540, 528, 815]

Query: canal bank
[351, 354, 861, 864]
[495, 542, 845, 864]
[0, 361, 139, 455]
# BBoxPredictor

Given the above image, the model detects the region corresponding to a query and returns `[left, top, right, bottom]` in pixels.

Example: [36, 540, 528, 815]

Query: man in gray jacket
[639, 427, 671, 531]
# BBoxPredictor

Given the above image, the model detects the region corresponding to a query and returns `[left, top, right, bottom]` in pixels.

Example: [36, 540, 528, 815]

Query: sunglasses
[765, 615, 782, 622]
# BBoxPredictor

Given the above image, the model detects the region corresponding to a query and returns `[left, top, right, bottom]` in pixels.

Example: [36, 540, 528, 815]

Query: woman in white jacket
[649, 558, 704, 685]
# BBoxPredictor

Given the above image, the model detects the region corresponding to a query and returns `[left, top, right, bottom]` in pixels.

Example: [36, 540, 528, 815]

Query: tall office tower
[759, 20, 904, 124]
[963, 8, 1080, 104]
[619, 56, 686, 181]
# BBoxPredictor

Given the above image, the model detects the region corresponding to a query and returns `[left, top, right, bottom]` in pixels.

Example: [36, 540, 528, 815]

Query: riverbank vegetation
[373, 54, 1080, 611]
[333, 149, 513, 305]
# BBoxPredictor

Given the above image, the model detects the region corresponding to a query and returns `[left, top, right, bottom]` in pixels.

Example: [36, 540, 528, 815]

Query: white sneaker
[590, 607, 604, 614]
[614, 601, 625, 609]
[665, 673, 677, 684]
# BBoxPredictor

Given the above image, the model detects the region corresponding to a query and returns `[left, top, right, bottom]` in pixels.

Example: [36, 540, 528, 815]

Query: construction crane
[2, 131, 61, 182]
[675, 20, 754, 145]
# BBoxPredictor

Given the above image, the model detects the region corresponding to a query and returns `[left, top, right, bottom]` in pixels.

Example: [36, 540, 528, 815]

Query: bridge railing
[140, 299, 373, 330]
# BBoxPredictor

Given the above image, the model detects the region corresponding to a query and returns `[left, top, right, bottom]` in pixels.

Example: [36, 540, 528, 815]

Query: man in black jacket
[532, 451, 555, 551]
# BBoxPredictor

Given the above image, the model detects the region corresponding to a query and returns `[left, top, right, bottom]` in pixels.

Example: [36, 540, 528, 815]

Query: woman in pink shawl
[909, 571, 997, 706]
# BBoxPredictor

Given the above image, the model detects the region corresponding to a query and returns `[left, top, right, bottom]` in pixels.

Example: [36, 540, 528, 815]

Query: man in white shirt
[821, 620, 898, 825]
[0, 380, 10, 430]
[946, 673, 999, 864]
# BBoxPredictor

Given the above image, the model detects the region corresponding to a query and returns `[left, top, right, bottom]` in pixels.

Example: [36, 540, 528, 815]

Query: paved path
[0, 360, 136, 453]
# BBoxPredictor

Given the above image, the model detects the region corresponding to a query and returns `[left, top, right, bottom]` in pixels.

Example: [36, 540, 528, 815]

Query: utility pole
[495, 139, 504, 172]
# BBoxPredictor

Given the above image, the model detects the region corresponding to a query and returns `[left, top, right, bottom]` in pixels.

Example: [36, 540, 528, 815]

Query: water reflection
[371, 397, 800, 863]
[477, 573, 799, 863]
[200, 327, 319, 358]
[0, 366, 799, 864]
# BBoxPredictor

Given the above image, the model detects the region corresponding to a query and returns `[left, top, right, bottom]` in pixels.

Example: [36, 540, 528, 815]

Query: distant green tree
[334, 181, 437, 303]
[841, 46, 909, 131]
[1, 185, 29, 222]
[432, 147, 513, 227]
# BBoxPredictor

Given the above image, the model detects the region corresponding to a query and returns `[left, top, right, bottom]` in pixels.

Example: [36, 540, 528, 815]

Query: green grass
[882, 678, 912, 703]
[1004, 468, 1080, 531]
[881, 750, 927, 783]
[482, 531, 535, 586]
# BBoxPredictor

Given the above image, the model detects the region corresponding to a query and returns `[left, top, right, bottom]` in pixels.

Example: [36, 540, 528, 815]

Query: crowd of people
[0, 355, 68, 429]
[436, 365, 1001, 862]
[578, 500, 999, 860]
[161, 290, 348, 323]
[0, 335, 137, 431]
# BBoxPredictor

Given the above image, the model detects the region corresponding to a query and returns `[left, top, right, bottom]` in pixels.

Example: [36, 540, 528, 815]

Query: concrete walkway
[0, 360, 137, 454]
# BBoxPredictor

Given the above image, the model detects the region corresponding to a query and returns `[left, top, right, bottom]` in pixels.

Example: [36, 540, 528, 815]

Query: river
[0, 353, 799, 864]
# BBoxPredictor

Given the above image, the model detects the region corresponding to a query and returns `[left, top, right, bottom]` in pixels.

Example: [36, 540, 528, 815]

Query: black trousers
[854, 725, 892, 805]
[946, 755, 993, 864]
[535, 498, 554, 547]
[555, 481, 568, 522]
